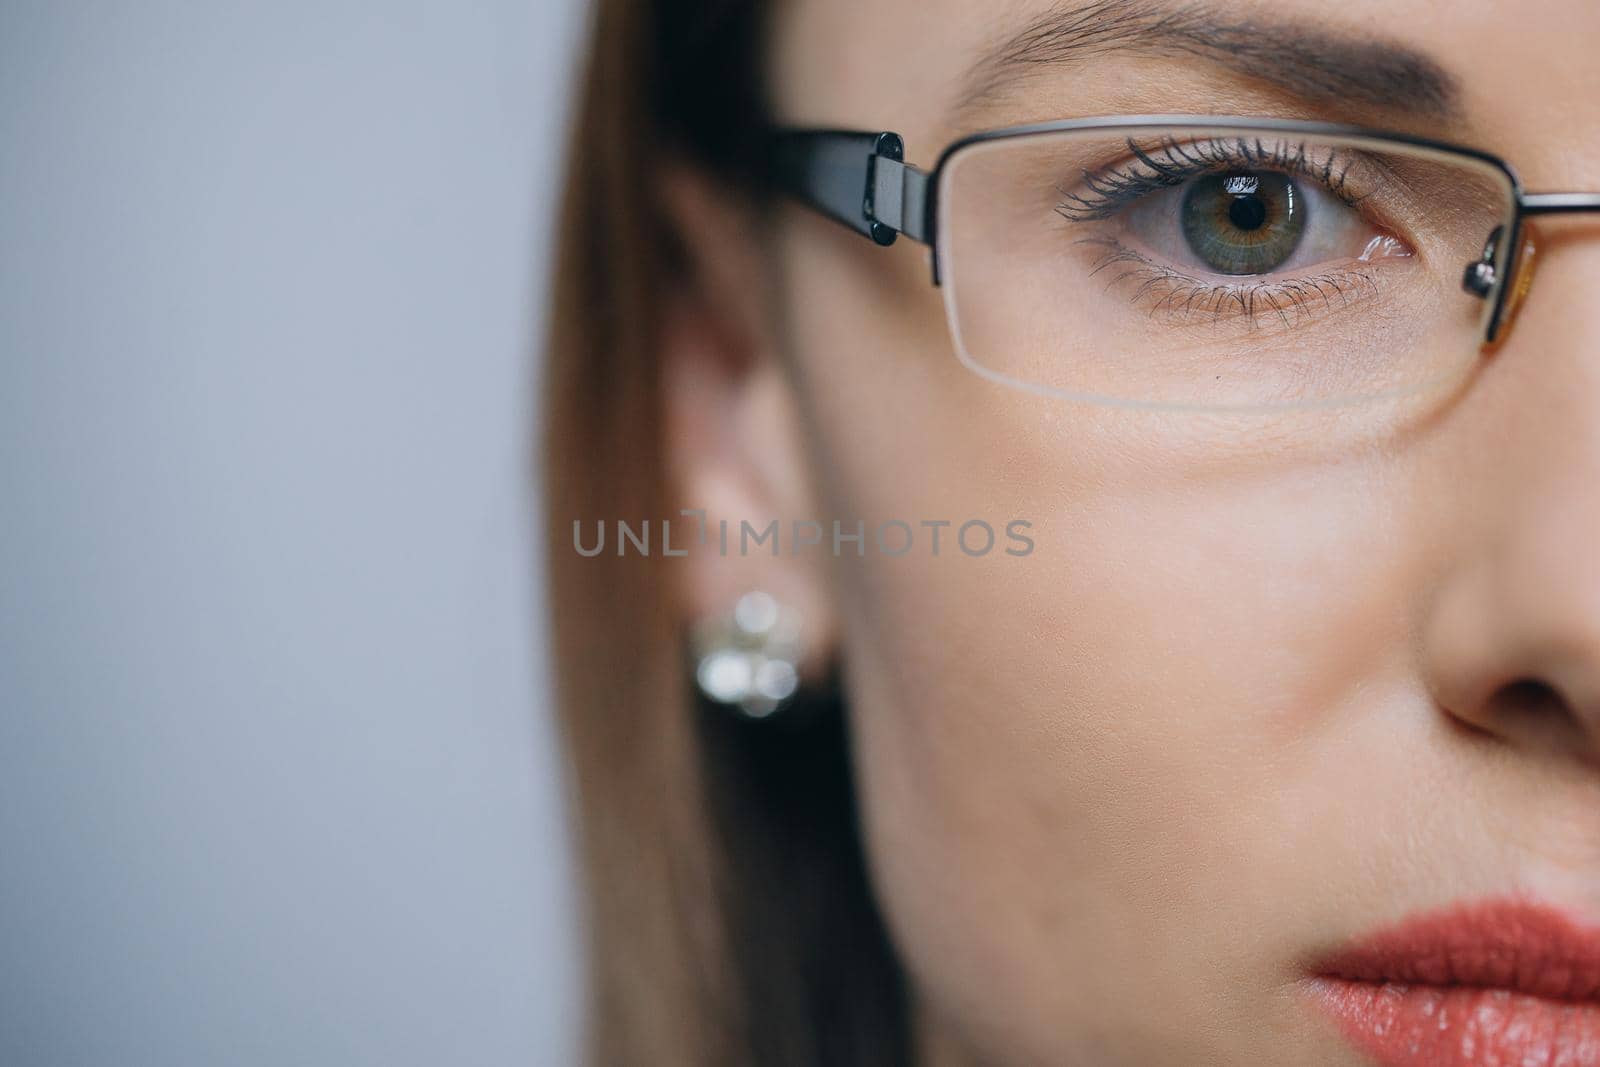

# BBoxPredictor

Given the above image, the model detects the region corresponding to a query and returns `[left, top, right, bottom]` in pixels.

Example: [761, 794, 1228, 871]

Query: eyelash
[1054, 136, 1370, 222]
[1077, 235, 1381, 328]
[1055, 137, 1390, 328]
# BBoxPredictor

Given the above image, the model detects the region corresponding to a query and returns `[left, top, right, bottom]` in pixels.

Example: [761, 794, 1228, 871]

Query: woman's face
[696, 1, 1600, 1062]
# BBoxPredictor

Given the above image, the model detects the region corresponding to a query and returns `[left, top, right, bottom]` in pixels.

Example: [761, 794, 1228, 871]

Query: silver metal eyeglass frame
[772, 115, 1600, 346]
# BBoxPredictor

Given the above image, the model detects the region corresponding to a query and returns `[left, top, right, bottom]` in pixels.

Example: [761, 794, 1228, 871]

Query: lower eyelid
[1075, 236, 1417, 329]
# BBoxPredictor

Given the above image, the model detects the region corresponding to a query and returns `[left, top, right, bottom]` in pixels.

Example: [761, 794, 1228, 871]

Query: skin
[661, 1, 1600, 1062]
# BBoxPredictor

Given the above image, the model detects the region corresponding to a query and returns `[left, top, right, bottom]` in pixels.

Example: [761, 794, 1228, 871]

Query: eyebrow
[961, 0, 1462, 124]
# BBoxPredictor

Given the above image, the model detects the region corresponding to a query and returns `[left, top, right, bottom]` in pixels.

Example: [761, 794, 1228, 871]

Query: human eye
[935, 125, 1519, 408]
[1053, 136, 1416, 327]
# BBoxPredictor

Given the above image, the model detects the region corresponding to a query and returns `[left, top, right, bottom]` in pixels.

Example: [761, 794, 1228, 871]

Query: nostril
[1481, 677, 1592, 759]
[1498, 678, 1562, 713]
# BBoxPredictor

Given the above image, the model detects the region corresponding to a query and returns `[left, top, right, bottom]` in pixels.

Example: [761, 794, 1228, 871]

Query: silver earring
[691, 590, 803, 718]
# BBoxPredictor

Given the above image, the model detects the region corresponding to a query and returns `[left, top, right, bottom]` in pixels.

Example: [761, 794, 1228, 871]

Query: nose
[1427, 555, 1600, 766]
[1422, 232, 1600, 766]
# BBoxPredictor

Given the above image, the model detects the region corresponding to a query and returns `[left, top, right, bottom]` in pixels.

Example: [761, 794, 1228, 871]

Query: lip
[1308, 897, 1600, 1067]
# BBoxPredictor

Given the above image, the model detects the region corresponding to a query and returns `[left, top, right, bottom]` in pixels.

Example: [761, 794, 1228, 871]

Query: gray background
[1, 2, 584, 1064]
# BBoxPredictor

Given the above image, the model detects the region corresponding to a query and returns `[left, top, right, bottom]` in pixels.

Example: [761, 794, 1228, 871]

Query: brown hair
[541, 1, 910, 1064]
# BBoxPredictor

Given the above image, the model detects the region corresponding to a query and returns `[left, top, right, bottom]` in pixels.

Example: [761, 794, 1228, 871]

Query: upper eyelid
[1054, 137, 1385, 222]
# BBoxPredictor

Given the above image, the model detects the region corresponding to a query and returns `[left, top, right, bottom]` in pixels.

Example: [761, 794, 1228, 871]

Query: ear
[657, 166, 838, 680]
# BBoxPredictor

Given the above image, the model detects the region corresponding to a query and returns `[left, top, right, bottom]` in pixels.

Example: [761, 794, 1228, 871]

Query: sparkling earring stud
[691, 590, 803, 718]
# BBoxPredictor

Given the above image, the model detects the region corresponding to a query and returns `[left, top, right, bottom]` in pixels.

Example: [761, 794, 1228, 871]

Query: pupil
[1228, 195, 1268, 232]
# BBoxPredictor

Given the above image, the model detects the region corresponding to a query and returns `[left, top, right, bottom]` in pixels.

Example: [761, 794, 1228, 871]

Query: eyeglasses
[773, 116, 1600, 413]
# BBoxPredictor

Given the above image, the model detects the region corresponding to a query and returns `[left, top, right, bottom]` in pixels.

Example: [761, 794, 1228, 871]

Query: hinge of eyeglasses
[771, 129, 932, 248]
[865, 137, 930, 247]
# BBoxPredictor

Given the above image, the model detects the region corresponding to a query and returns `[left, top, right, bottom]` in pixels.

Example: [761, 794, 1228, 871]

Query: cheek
[783, 236, 1444, 1056]
[844, 451, 1414, 1058]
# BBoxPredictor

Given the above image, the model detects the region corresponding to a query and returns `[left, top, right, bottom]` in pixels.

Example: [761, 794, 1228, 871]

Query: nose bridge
[1489, 207, 1600, 348]
[1486, 224, 1600, 574]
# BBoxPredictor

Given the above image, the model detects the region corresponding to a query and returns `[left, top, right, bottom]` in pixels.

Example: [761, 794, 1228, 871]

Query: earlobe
[656, 167, 838, 684]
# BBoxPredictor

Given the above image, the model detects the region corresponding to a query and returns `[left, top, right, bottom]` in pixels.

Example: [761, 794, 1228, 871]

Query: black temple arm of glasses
[772, 130, 931, 247]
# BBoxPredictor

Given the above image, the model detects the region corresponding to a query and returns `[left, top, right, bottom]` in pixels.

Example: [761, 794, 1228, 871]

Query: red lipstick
[1310, 898, 1600, 1067]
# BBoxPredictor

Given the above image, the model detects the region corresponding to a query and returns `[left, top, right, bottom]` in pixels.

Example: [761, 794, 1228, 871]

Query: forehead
[768, 0, 1598, 183]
